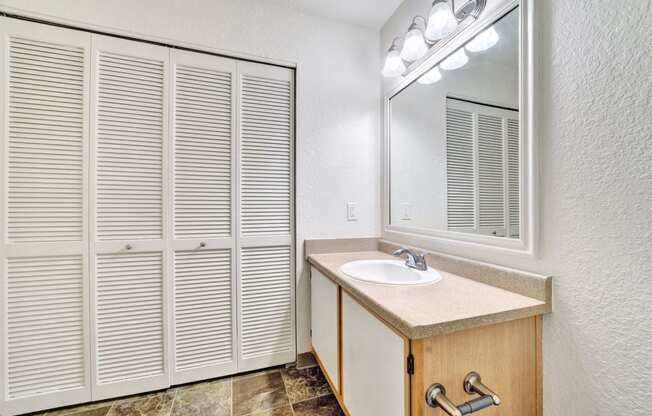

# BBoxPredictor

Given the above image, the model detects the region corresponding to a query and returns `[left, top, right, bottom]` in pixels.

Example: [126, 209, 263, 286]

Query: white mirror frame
[382, 0, 539, 258]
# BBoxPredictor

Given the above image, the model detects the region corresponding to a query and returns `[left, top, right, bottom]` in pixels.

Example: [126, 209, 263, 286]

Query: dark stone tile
[107, 391, 176, 416]
[171, 379, 231, 416]
[292, 395, 344, 416]
[46, 401, 114, 416]
[295, 352, 317, 370]
[281, 366, 331, 404]
[47, 406, 113, 416]
[248, 406, 293, 416]
[232, 371, 290, 416]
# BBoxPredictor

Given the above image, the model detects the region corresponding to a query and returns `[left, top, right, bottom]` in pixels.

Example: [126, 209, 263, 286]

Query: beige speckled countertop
[308, 251, 551, 340]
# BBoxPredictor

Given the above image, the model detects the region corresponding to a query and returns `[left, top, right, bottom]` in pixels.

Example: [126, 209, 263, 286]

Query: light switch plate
[347, 202, 358, 221]
[400, 203, 412, 220]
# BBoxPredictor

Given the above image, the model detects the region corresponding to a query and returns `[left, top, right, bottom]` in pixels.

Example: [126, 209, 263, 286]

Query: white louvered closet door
[237, 62, 295, 371]
[170, 50, 238, 384]
[90, 35, 170, 399]
[0, 18, 92, 415]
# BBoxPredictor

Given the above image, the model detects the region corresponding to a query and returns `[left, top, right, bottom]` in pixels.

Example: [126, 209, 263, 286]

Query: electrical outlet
[347, 202, 358, 221]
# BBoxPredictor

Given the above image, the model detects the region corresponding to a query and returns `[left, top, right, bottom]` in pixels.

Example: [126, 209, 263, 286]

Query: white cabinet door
[170, 50, 238, 384]
[90, 34, 170, 399]
[0, 17, 92, 415]
[237, 62, 295, 371]
[341, 292, 407, 416]
[310, 268, 339, 393]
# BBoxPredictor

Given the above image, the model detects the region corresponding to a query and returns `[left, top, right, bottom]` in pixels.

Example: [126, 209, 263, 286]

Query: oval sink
[339, 260, 442, 285]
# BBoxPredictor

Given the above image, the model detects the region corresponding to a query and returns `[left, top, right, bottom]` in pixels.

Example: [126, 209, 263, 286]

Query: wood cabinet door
[341, 292, 408, 416]
[310, 268, 340, 393]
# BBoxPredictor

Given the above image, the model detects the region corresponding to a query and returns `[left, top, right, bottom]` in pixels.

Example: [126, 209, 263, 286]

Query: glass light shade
[400, 28, 428, 62]
[440, 48, 468, 70]
[425, 2, 458, 41]
[465, 26, 500, 52]
[417, 66, 442, 85]
[382, 49, 407, 77]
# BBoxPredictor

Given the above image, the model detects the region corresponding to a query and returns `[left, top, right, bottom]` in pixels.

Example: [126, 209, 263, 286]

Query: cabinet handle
[125, 244, 132, 250]
[425, 372, 500, 415]
[199, 242, 206, 248]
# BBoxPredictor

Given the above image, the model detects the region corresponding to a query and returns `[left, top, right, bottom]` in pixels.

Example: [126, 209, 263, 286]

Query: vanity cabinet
[341, 291, 408, 416]
[310, 269, 340, 393]
[310, 265, 542, 416]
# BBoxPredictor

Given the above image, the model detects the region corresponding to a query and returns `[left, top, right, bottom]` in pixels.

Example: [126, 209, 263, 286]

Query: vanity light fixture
[417, 66, 442, 84]
[400, 16, 429, 62]
[425, 0, 458, 42]
[465, 25, 499, 52]
[440, 48, 468, 70]
[382, 38, 407, 77]
[381, 0, 487, 78]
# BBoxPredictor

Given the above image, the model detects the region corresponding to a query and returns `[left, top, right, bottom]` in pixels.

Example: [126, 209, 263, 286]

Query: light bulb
[382, 49, 406, 77]
[425, 1, 458, 42]
[400, 28, 428, 62]
[440, 48, 468, 71]
[465, 26, 499, 52]
[417, 66, 442, 85]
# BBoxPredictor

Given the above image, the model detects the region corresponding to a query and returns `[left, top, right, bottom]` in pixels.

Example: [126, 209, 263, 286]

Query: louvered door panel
[1, 18, 92, 416]
[240, 246, 293, 362]
[6, 255, 85, 398]
[237, 62, 295, 371]
[174, 249, 235, 381]
[174, 62, 232, 238]
[7, 37, 84, 243]
[507, 118, 520, 238]
[90, 35, 169, 400]
[170, 51, 237, 384]
[95, 252, 164, 384]
[95, 49, 165, 241]
[477, 114, 505, 234]
[446, 106, 476, 231]
[240, 73, 291, 236]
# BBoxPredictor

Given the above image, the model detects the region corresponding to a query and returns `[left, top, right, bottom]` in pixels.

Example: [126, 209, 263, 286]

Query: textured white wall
[382, 1, 652, 414]
[0, 0, 381, 354]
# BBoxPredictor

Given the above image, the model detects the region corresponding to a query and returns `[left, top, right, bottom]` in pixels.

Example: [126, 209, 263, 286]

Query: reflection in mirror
[390, 7, 520, 239]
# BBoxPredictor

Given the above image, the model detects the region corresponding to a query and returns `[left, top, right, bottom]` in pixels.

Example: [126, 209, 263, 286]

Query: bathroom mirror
[384, 2, 537, 255]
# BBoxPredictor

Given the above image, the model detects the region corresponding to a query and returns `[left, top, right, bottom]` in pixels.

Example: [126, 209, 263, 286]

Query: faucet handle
[392, 248, 408, 257]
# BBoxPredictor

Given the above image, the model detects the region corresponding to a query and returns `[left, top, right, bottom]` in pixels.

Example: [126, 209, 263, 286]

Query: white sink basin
[339, 260, 442, 285]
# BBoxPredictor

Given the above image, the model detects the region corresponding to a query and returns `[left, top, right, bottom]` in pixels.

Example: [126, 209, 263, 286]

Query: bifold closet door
[170, 50, 238, 384]
[0, 18, 92, 415]
[90, 35, 170, 399]
[237, 62, 295, 371]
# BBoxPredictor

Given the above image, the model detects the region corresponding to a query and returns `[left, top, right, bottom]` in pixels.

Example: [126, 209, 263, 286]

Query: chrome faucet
[392, 247, 428, 271]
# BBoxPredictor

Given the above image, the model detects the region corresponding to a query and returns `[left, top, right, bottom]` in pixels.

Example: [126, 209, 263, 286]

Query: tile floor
[32, 365, 344, 416]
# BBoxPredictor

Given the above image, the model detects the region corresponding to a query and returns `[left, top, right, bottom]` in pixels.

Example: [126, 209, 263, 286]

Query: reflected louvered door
[0, 18, 92, 415]
[445, 104, 476, 232]
[237, 62, 295, 371]
[445, 98, 518, 238]
[170, 50, 237, 384]
[90, 35, 170, 399]
[477, 113, 506, 236]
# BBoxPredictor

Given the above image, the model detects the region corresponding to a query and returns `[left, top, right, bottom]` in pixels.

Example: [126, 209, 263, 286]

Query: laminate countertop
[308, 251, 551, 339]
